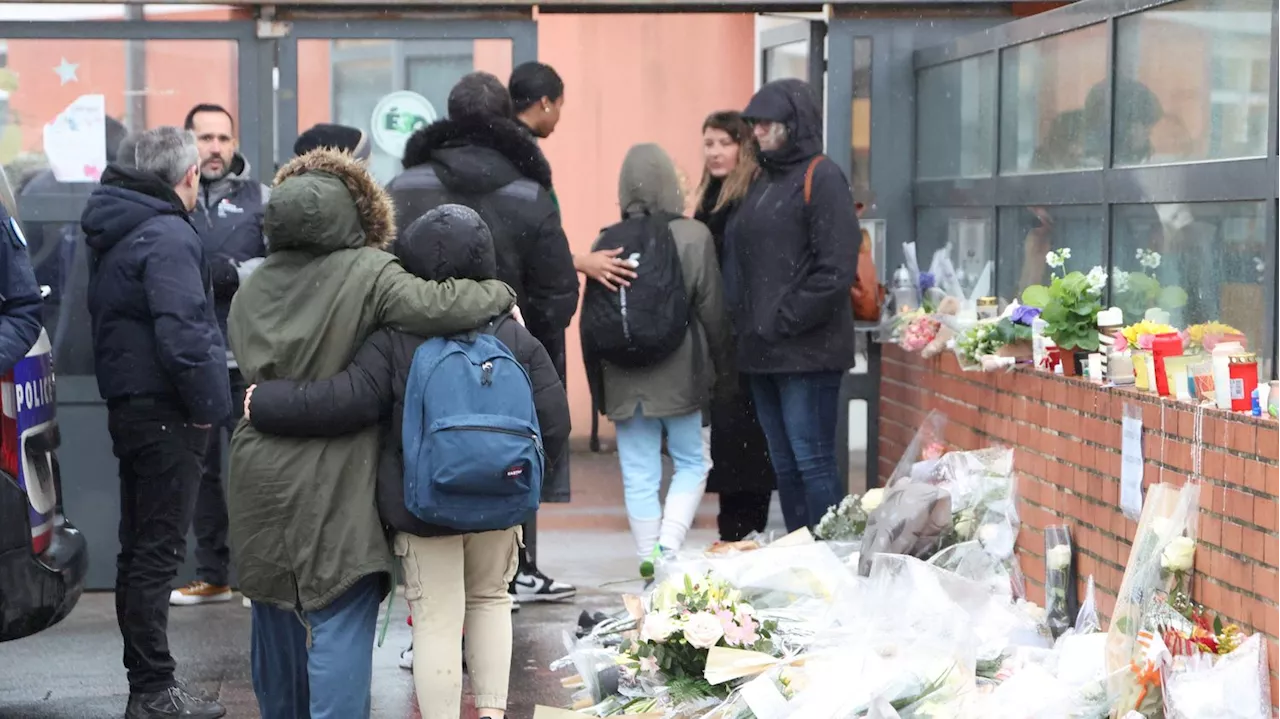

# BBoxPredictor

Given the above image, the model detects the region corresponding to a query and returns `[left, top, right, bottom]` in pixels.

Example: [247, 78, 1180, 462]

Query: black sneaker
[126, 683, 225, 719]
[509, 565, 575, 603]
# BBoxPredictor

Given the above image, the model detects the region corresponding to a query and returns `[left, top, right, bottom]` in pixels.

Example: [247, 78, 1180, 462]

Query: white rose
[1047, 544, 1072, 571]
[860, 488, 886, 513]
[641, 611, 676, 643]
[682, 611, 726, 649]
[1161, 536, 1196, 573]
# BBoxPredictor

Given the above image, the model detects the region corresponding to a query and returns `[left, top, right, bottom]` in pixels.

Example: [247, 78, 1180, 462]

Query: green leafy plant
[1021, 248, 1105, 352]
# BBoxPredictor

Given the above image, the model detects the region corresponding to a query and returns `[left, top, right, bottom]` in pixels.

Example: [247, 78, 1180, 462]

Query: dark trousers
[520, 330, 565, 572]
[109, 401, 209, 693]
[194, 369, 244, 586]
[748, 372, 843, 533]
[717, 491, 772, 541]
[250, 575, 380, 719]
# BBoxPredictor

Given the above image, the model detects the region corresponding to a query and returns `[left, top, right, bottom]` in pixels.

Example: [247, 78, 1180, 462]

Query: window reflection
[1111, 202, 1268, 349]
[996, 206, 1105, 303]
[999, 24, 1108, 174]
[850, 37, 871, 199]
[916, 53, 997, 179]
[1114, 0, 1272, 165]
[915, 207, 995, 300]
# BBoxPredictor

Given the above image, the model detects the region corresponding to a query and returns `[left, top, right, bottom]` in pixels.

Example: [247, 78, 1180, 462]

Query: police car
[0, 166, 87, 641]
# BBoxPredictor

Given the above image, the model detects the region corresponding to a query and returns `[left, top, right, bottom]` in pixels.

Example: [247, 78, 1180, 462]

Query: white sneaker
[169, 581, 233, 606]
[510, 568, 576, 604]
[398, 646, 413, 671]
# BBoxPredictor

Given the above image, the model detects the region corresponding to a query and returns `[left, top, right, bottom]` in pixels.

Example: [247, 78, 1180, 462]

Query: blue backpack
[401, 321, 543, 532]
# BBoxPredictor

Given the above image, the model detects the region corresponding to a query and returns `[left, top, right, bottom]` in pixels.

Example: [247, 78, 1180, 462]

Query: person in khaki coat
[585, 143, 733, 574]
[226, 148, 514, 719]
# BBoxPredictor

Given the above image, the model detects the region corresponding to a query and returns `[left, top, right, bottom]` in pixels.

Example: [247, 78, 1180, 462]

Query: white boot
[659, 487, 706, 553]
[629, 515, 662, 560]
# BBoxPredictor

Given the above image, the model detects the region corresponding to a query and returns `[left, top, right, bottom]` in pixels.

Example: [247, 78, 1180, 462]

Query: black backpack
[580, 211, 689, 368]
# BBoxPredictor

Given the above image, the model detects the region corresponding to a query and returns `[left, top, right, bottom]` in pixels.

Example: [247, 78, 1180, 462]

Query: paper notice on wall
[42, 94, 107, 183]
[1120, 403, 1144, 521]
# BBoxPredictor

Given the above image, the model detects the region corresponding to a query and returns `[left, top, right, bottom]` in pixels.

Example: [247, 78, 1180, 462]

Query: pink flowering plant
[895, 310, 942, 353]
[620, 572, 778, 700]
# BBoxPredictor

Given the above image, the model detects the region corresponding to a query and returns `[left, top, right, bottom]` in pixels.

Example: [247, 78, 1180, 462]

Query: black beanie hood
[394, 204, 498, 284]
[294, 123, 371, 160]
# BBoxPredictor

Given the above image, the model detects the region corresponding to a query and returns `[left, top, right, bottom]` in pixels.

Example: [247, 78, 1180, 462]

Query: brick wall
[878, 344, 1280, 702]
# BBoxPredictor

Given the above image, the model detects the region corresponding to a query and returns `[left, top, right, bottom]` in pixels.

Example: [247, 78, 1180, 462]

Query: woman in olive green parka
[227, 148, 514, 718]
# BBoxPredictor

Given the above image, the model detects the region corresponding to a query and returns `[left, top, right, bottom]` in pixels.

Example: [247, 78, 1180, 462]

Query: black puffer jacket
[246, 205, 571, 536]
[82, 165, 231, 424]
[387, 116, 578, 373]
[724, 79, 859, 374]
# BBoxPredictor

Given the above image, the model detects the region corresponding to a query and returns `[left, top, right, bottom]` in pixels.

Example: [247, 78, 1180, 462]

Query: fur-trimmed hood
[266, 148, 395, 253]
[401, 115, 552, 191]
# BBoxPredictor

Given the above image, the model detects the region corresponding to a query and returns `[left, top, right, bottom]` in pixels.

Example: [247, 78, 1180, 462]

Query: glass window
[997, 206, 1106, 303]
[1, 37, 241, 379]
[850, 37, 871, 200]
[763, 41, 809, 84]
[999, 24, 1109, 174]
[302, 38, 512, 184]
[915, 207, 995, 300]
[916, 53, 996, 179]
[1111, 202, 1269, 350]
[1113, 0, 1272, 166]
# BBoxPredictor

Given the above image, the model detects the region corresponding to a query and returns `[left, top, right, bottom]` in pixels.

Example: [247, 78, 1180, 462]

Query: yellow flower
[1186, 321, 1243, 348]
[1122, 320, 1177, 347]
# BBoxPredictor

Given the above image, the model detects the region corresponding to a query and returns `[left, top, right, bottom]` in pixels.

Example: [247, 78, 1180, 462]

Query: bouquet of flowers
[896, 310, 942, 353]
[814, 489, 884, 542]
[1106, 481, 1201, 717]
[1184, 321, 1245, 352]
[1119, 319, 1179, 351]
[1043, 525, 1076, 639]
[620, 573, 779, 702]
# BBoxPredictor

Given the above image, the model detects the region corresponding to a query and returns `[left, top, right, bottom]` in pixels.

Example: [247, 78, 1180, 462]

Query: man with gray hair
[82, 126, 230, 719]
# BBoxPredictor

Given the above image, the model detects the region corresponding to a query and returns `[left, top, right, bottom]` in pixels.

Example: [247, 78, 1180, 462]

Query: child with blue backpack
[244, 204, 570, 719]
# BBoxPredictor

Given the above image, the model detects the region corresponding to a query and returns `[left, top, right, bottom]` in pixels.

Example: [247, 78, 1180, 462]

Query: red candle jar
[1150, 333, 1183, 397]
[1228, 353, 1259, 412]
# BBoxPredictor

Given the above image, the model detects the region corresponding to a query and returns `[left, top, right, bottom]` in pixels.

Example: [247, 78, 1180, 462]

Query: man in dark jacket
[82, 126, 230, 719]
[388, 71, 578, 604]
[243, 205, 570, 713]
[0, 196, 43, 374]
[725, 79, 859, 534]
[167, 104, 270, 607]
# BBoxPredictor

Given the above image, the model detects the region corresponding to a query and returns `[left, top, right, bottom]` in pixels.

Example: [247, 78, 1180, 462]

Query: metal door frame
[275, 18, 538, 168]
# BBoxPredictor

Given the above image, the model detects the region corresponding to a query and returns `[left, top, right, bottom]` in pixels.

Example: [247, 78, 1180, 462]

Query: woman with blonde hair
[693, 111, 777, 542]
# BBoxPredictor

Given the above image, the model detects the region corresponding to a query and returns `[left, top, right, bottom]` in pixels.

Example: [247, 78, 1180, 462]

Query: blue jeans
[250, 574, 381, 719]
[614, 408, 707, 522]
[748, 372, 843, 533]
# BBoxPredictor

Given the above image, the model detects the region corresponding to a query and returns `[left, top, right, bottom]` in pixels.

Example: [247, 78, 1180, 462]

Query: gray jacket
[594, 144, 733, 422]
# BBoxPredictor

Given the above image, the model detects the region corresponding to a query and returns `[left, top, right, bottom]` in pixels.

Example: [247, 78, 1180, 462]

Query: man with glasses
[83, 126, 230, 719]
[170, 103, 269, 608]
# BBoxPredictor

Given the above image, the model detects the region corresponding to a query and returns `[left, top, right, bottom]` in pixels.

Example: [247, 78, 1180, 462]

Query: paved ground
[0, 450, 788, 719]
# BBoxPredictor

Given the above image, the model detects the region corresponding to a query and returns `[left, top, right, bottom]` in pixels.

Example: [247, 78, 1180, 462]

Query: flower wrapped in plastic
[814, 489, 883, 542]
[857, 481, 954, 576]
[886, 410, 950, 489]
[1105, 481, 1201, 716]
[615, 572, 782, 710]
[1164, 634, 1271, 719]
[1043, 525, 1076, 639]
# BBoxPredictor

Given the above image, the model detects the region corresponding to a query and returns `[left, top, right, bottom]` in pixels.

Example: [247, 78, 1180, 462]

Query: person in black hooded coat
[385, 71, 578, 603]
[724, 79, 859, 534]
[244, 203, 569, 719]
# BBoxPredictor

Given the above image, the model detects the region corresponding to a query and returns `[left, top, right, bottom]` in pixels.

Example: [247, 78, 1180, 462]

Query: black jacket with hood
[386, 115, 579, 373]
[81, 165, 231, 424]
[246, 204, 572, 535]
[724, 79, 859, 375]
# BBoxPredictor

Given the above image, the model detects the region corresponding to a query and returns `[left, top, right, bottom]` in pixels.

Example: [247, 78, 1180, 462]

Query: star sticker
[53, 58, 78, 85]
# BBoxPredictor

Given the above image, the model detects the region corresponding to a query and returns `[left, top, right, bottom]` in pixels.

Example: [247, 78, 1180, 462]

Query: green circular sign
[370, 91, 437, 158]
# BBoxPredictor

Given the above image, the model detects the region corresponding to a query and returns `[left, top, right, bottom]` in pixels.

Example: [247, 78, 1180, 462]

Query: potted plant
[1021, 248, 1106, 376]
[1112, 249, 1187, 326]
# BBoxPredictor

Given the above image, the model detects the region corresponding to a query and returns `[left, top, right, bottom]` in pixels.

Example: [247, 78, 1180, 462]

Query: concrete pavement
[0, 450, 776, 719]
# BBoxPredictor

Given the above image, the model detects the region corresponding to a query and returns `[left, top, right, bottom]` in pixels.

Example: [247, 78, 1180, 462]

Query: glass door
[278, 20, 537, 184]
[759, 19, 826, 104]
